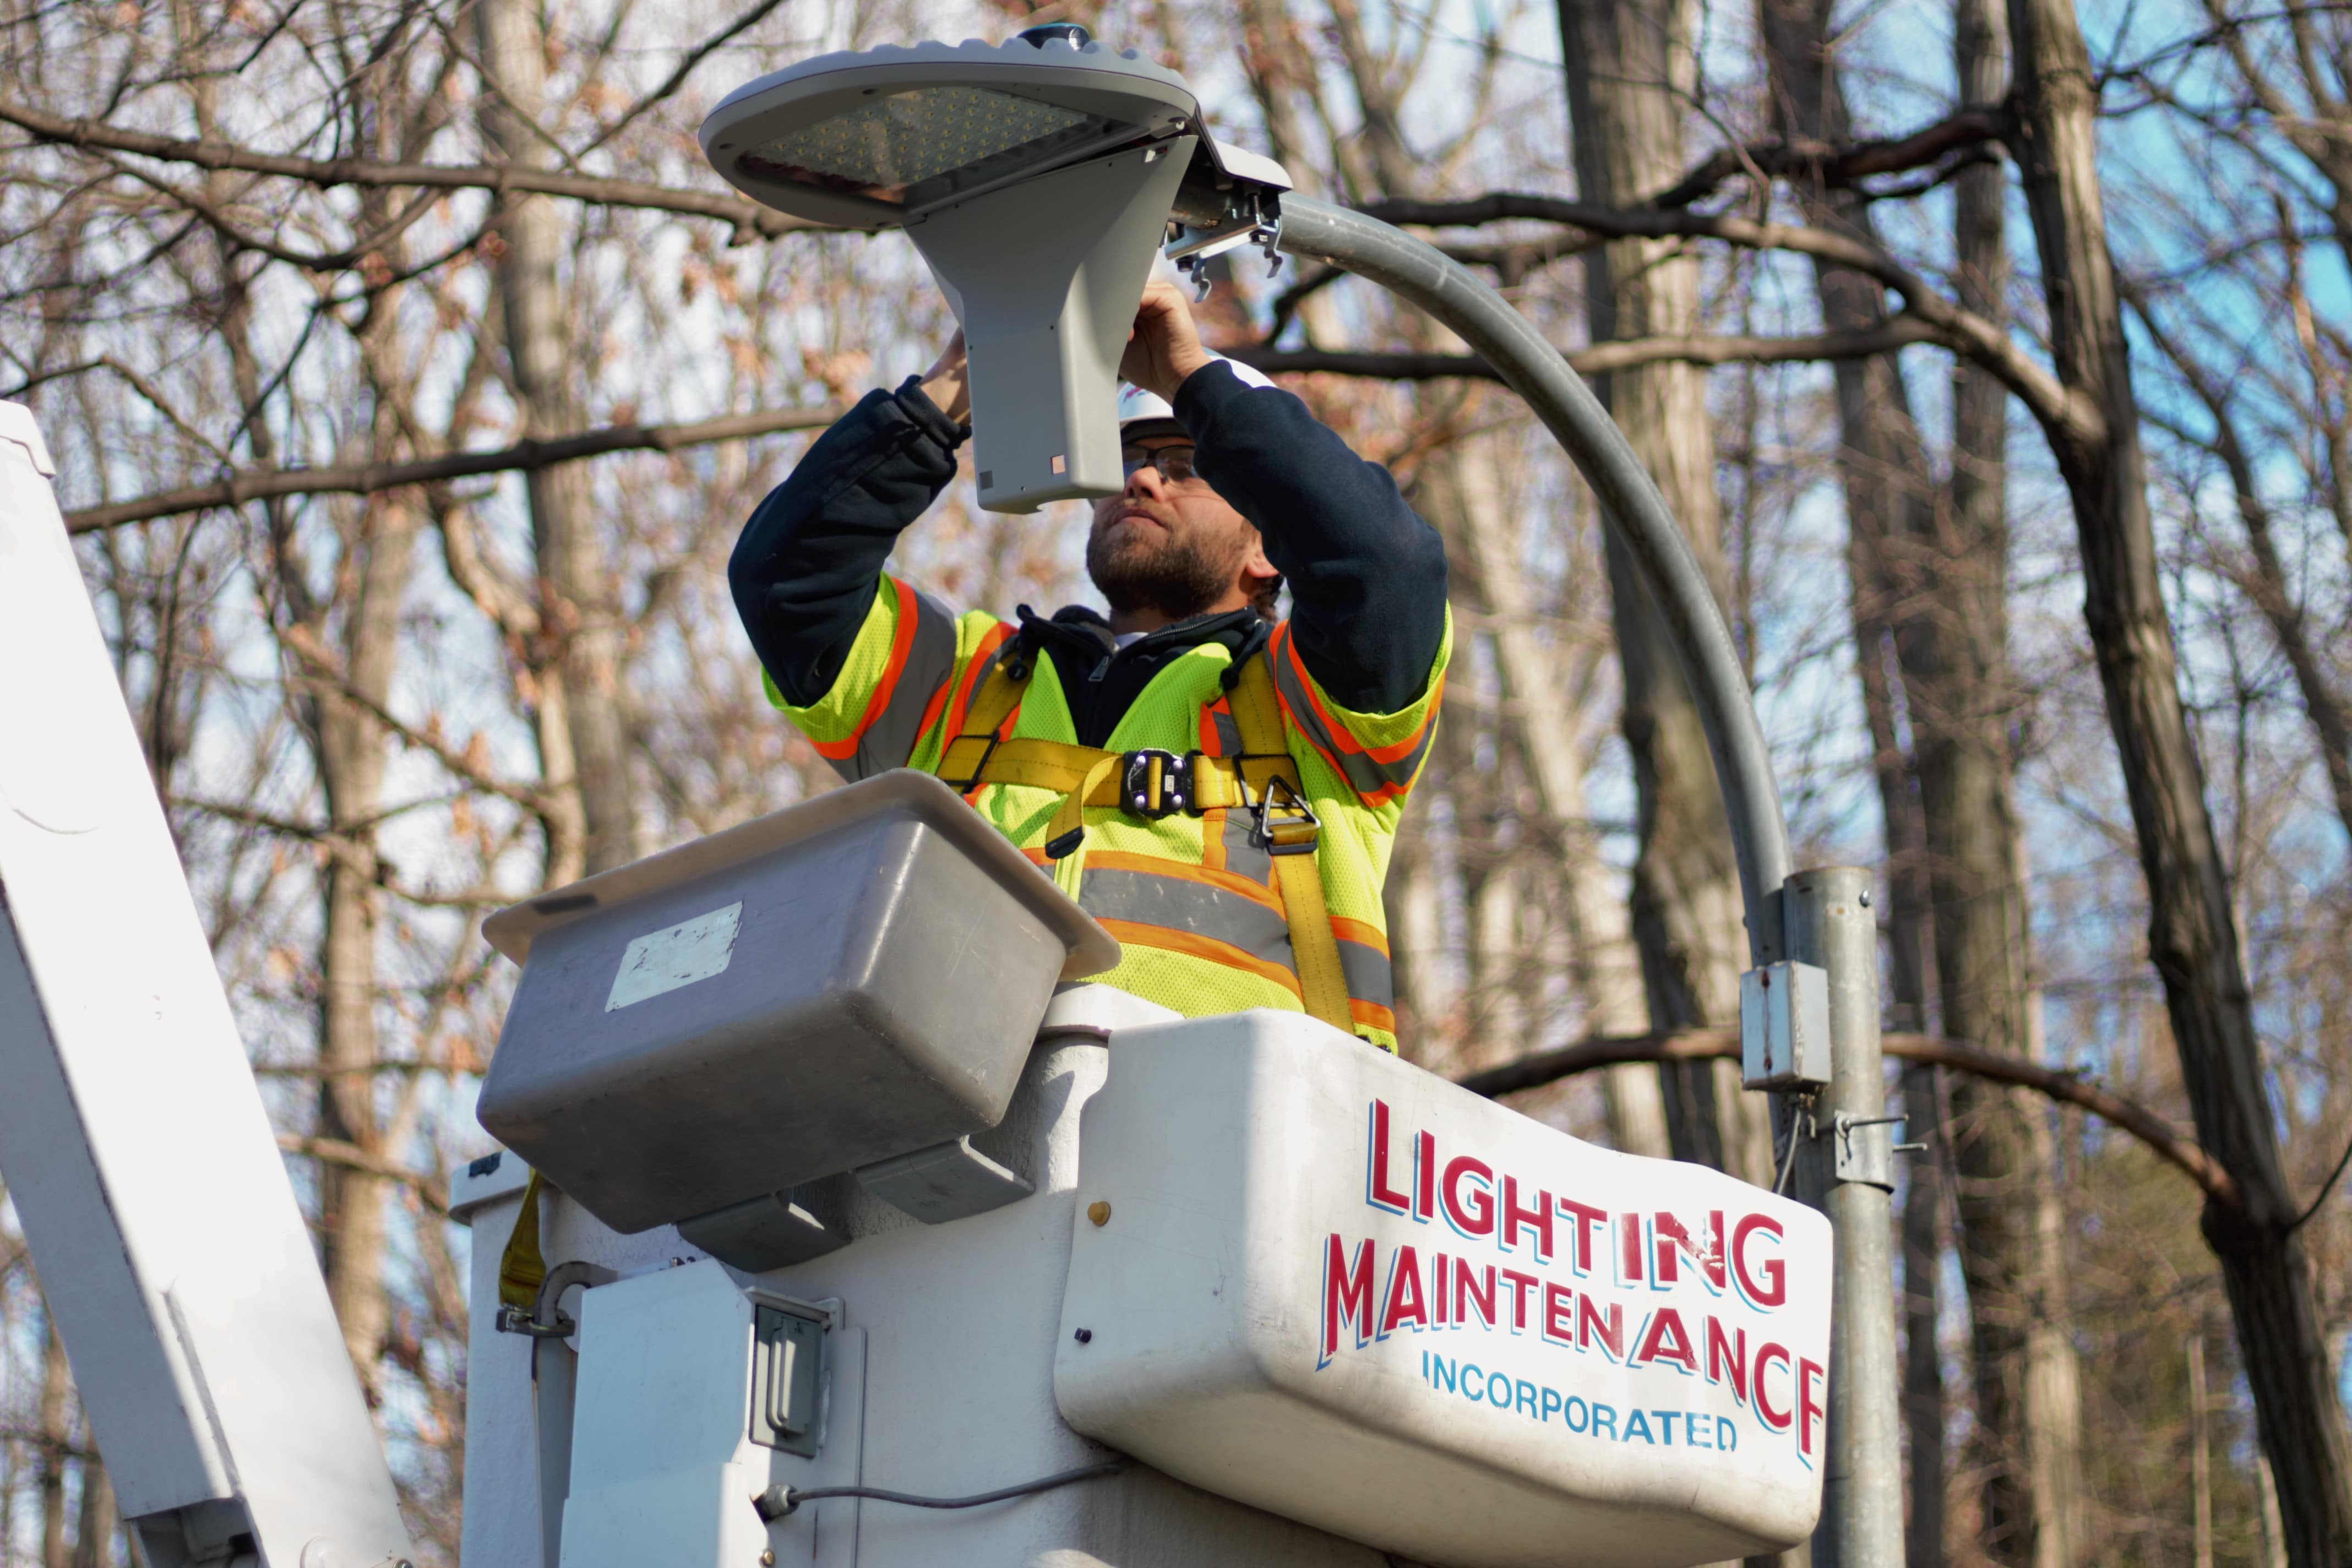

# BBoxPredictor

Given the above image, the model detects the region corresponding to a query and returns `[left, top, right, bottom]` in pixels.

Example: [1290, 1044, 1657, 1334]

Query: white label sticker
[606, 902, 743, 1012]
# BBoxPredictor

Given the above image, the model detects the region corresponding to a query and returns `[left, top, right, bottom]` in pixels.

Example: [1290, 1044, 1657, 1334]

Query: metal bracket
[1166, 188, 1284, 300]
[1832, 1113, 1900, 1191]
[493, 1258, 616, 1338]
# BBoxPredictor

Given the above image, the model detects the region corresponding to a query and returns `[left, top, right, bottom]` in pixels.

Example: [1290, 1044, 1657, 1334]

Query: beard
[1085, 500, 1250, 623]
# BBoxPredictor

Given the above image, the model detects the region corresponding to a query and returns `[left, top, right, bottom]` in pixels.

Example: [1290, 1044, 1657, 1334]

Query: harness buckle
[1119, 750, 1198, 819]
[1252, 775, 1321, 857]
[941, 731, 1001, 794]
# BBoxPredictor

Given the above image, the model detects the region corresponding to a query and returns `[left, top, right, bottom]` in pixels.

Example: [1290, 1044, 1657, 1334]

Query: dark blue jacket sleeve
[1174, 361, 1449, 713]
[727, 378, 965, 706]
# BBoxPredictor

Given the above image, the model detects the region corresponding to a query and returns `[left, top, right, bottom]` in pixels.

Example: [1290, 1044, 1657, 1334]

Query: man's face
[1086, 434, 1260, 623]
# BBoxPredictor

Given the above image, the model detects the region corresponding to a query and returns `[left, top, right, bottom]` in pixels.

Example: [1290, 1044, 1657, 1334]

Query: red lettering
[1379, 1245, 1429, 1334]
[1799, 1357, 1827, 1458]
[1323, 1235, 1378, 1363]
[1456, 1261, 1498, 1329]
[1433, 1253, 1450, 1325]
[1632, 1307, 1699, 1374]
[1651, 1212, 1725, 1288]
[1414, 1130, 1436, 1221]
[1621, 1213, 1643, 1281]
[1543, 1282, 1577, 1344]
[1652, 1212, 1690, 1283]
[1558, 1197, 1608, 1272]
[1442, 1156, 1495, 1236]
[1732, 1213, 1786, 1306]
[1754, 1342, 1793, 1431]
[1500, 1267, 1540, 1330]
[1706, 1316, 1749, 1403]
[1369, 1101, 1411, 1211]
[1501, 1177, 1555, 1261]
[1578, 1293, 1624, 1359]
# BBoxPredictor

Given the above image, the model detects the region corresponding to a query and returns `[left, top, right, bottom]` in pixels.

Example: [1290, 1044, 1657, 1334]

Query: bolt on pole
[1784, 867, 1905, 1568]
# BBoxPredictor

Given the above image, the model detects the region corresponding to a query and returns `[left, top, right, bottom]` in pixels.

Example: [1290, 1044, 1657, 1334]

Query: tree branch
[0, 98, 827, 243]
[1455, 1027, 2240, 1210]
[1647, 105, 2015, 210]
[1228, 315, 1950, 382]
[63, 403, 843, 532]
[1357, 192, 2099, 444]
[277, 1133, 448, 1215]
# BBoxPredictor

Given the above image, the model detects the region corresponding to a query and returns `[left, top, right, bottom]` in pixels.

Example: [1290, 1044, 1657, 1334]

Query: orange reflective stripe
[1349, 998, 1398, 1034]
[1095, 918, 1305, 1000]
[913, 665, 955, 749]
[816, 576, 923, 761]
[1271, 623, 1436, 805]
[943, 622, 1015, 743]
[1329, 914, 1390, 956]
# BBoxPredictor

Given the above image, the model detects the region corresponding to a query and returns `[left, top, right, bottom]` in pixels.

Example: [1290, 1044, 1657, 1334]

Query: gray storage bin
[477, 770, 1118, 1234]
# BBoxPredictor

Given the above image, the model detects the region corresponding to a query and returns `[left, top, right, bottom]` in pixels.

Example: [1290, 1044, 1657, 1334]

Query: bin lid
[482, 769, 1121, 982]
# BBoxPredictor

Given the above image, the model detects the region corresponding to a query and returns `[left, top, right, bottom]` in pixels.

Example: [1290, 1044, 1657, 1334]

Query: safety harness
[932, 643, 1356, 1036]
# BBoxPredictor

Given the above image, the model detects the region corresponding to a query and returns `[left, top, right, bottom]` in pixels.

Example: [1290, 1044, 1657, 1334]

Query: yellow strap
[939, 734, 1259, 809]
[1044, 751, 1121, 900]
[961, 657, 1028, 744]
[1228, 657, 1355, 1036]
[497, 1168, 549, 1310]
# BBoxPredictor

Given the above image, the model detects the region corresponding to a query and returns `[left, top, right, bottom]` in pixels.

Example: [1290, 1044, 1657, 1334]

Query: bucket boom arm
[0, 402, 416, 1568]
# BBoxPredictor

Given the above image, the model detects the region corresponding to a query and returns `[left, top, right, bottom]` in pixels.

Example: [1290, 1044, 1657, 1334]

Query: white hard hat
[1117, 354, 1276, 438]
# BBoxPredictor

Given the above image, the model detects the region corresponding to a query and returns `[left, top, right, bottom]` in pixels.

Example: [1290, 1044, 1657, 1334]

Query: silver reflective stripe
[1077, 867, 1294, 967]
[1210, 710, 1243, 756]
[841, 585, 961, 782]
[1268, 635, 1436, 798]
[1079, 864, 1395, 1013]
[1336, 935, 1394, 1010]
[1217, 805, 1273, 884]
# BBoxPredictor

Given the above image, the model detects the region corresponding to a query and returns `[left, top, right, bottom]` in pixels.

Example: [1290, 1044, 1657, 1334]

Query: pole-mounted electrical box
[1739, 960, 1832, 1090]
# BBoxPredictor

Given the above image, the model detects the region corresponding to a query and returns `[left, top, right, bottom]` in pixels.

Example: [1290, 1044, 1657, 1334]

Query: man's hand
[1119, 280, 1217, 402]
[918, 330, 971, 424]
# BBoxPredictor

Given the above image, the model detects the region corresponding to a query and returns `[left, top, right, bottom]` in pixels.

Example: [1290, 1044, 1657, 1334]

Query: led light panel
[744, 86, 1109, 207]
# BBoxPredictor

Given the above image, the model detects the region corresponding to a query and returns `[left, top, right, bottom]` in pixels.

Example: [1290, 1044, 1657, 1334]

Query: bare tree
[1558, 0, 1772, 1184]
[477, 0, 641, 881]
[2002, 0, 2352, 1553]
[1756, 0, 2087, 1554]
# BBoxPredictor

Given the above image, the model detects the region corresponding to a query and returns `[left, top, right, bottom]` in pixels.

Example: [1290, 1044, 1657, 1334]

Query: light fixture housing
[702, 33, 1289, 512]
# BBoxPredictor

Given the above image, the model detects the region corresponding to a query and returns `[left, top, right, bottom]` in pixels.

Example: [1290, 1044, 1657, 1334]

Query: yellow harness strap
[497, 1168, 549, 1310]
[935, 643, 1357, 1035]
[1226, 655, 1354, 1034]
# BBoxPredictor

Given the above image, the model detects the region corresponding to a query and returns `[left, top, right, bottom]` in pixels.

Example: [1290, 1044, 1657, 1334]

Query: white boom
[0, 402, 416, 1568]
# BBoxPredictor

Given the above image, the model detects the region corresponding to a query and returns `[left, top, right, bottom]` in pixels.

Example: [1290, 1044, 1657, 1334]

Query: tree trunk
[1446, 430, 1671, 1155]
[478, 0, 639, 879]
[40, 1313, 69, 1568]
[309, 488, 418, 1398]
[1757, 0, 2088, 1554]
[2002, 0, 2352, 1555]
[72, 1456, 115, 1568]
[1558, 0, 1771, 1187]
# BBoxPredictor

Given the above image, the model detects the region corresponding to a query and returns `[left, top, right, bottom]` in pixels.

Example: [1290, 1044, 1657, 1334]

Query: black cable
[752, 1458, 1131, 1522]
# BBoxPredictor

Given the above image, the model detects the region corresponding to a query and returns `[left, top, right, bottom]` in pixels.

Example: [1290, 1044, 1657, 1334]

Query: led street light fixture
[702, 28, 1289, 512]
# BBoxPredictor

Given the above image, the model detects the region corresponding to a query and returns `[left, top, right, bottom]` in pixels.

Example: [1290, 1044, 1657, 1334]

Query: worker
[728, 280, 1450, 1050]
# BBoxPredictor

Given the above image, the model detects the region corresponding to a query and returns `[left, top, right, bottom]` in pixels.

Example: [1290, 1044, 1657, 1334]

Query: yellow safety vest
[769, 577, 1451, 1052]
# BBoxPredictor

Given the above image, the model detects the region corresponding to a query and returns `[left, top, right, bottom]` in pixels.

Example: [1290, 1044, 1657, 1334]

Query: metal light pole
[1785, 869, 1904, 1568]
[1271, 196, 1905, 1566]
